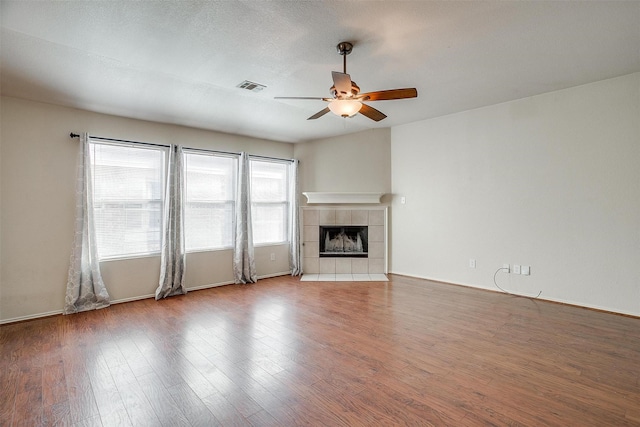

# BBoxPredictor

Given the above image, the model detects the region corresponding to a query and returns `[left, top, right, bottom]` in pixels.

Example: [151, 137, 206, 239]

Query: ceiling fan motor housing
[330, 81, 360, 99]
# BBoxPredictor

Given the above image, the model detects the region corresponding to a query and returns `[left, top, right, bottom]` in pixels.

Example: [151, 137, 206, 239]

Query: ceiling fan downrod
[336, 41, 353, 74]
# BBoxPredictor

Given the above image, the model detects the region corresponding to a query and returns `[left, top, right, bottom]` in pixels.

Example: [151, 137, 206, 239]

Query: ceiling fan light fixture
[328, 99, 362, 118]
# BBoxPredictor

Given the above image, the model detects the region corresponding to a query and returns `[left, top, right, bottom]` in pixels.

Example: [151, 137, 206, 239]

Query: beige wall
[0, 97, 294, 322]
[4, 73, 638, 320]
[391, 73, 640, 316]
[293, 128, 392, 203]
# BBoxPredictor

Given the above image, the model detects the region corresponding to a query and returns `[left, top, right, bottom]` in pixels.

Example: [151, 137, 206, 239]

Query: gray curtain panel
[289, 159, 302, 276]
[156, 145, 187, 300]
[233, 152, 257, 284]
[64, 133, 111, 314]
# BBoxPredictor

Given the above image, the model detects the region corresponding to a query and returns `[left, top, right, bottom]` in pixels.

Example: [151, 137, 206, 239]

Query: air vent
[236, 80, 266, 92]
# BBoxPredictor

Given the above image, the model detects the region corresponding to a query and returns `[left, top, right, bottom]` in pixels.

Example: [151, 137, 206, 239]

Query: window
[89, 139, 291, 258]
[90, 141, 167, 259]
[250, 159, 290, 245]
[184, 152, 237, 251]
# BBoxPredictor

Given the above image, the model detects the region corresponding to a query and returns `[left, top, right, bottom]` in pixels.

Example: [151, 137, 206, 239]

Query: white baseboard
[186, 281, 234, 292]
[1, 272, 295, 324]
[258, 271, 292, 280]
[186, 271, 291, 292]
[0, 309, 63, 325]
[388, 270, 639, 318]
[111, 294, 155, 304]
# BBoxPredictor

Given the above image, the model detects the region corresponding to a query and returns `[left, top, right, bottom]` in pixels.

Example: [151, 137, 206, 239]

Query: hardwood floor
[2, 274, 640, 426]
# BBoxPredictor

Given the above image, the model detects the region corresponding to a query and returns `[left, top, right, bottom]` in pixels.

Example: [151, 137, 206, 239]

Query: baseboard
[388, 270, 640, 319]
[0, 309, 63, 325]
[1, 272, 295, 325]
[258, 271, 292, 280]
[111, 294, 155, 304]
[186, 271, 291, 292]
[186, 281, 234, 292]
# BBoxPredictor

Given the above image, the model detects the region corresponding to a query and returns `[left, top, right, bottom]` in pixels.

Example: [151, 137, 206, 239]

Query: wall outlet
[514, 264, 521, 274]
[400, 196, 406, 204]
[503, 263, 510, 273]
[270, 253, 276, 261]
[522, 265, 530, 275]
[469, 259, 476, 268]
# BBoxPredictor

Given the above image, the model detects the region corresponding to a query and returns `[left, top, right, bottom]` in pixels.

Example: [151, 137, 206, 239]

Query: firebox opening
[319, 226, 368, 258]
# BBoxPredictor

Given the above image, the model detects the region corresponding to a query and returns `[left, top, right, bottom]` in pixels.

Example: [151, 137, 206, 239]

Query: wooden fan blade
[359, 103, 387, 122]
[307, 107, 331, 120]
[358, 88, 417, 101]
[332, 71, 352, 97]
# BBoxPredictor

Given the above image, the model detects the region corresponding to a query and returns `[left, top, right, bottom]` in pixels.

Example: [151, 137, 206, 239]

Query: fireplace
[319, 226, 368, 258]
[302, 207, 387, 275]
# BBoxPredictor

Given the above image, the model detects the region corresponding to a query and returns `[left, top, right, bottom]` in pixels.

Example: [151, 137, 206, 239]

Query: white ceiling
[1, 1, 639, 143]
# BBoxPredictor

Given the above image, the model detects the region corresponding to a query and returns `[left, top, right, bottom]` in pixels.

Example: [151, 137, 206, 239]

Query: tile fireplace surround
[302, 206, 388, 281]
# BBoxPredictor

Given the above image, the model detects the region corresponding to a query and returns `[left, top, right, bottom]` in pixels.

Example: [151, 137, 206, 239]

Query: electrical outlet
[270, 253, 276, 261]
[400, 196, 406, 204]
[503, 263, 510, 273]
[522, 265, 530, 275]
[514, 264, 521, 274]
[469, 259, 476, 268]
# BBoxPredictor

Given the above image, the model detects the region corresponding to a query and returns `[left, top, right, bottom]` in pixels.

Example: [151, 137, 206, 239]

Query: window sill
[99, 252, 161, 263]
[185, 247, 233, 255]
[254, 241, 289, 248]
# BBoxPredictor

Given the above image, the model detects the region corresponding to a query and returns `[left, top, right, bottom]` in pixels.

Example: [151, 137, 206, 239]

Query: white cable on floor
[493, 267, 542, 299]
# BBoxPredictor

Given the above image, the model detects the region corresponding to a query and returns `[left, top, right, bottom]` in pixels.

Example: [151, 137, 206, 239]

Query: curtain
[233, 152, 257, 284]
[289, 159, 302, 276]
[64, 133, 110, 314]
[156, 145, 187, 299]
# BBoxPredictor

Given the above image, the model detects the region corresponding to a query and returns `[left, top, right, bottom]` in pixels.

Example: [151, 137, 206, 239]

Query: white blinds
[250, 159, 289, 245]
[90, 142, 167, 259]
[184, 152, 237, 251]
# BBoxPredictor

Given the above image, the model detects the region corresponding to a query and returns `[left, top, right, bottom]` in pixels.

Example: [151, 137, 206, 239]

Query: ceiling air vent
[236, 80, 266, 93]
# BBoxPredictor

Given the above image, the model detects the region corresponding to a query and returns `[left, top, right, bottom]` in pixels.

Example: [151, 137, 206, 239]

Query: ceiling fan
[275, 42, 417, 121]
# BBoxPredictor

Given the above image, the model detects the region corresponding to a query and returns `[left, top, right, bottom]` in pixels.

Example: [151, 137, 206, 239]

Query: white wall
[0, 97, 294, 322]
[391, 73, 640, 316]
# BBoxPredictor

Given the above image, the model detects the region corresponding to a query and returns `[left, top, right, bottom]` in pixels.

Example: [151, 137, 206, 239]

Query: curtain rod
[69, 133, 170, 149]
[69, 132, 295, 163]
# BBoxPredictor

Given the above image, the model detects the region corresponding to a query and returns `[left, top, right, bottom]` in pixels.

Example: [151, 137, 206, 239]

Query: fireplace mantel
[303, 192, 384, 204]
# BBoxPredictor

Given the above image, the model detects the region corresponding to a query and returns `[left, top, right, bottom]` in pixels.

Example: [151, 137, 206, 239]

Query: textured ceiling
[1, 1, 639, 143]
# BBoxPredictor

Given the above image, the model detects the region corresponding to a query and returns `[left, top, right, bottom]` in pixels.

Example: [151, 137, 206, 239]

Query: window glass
[184, 152, 237, 251]
[250, 160, 289, 245]
[90, 142, 166, 259]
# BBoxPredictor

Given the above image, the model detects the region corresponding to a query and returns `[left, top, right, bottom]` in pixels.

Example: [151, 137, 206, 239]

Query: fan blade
[358, 88, 417, 101]
[332, 71, 353, 97]
[307, 107, 331, 120]
[274, 96, 329, 100]
[359, 103, 387, 122]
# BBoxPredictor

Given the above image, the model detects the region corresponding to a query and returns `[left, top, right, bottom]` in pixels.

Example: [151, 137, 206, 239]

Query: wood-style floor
[2, 274, 640, 426]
